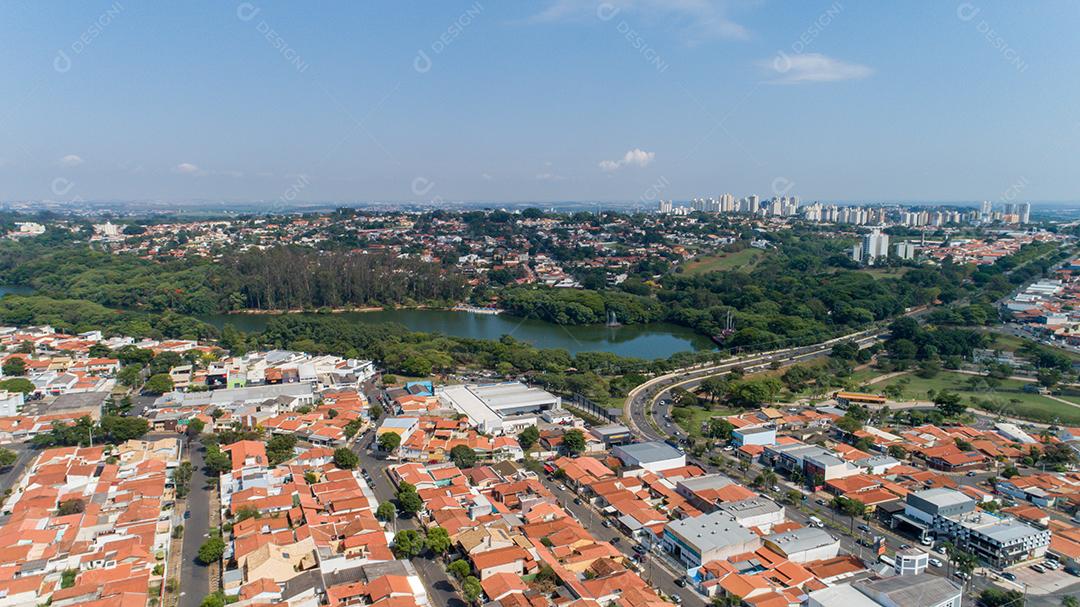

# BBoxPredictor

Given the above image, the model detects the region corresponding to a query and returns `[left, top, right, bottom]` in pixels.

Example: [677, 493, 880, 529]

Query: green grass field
[855, 267, 912, 280]
[873, 370, 1080, 425]
[671, 402, 737, 437]
[683, 248, 766, 275]
[982, 331, 1080, 363]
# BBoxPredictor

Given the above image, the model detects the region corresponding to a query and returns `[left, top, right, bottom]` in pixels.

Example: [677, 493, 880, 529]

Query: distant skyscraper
[1018, 202, 1031, 224]
[859, 229, 890, 265]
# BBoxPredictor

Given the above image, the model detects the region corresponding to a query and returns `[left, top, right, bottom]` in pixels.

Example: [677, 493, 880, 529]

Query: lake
[198, 308, 715, 359]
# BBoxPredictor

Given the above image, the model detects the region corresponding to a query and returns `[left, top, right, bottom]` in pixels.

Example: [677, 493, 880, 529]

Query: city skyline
[3, 2, 1079, 204]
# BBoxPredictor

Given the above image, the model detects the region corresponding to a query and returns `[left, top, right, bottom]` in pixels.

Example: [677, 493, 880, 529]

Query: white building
[0, 390, 23, 417]
[613, 441, 686, 473]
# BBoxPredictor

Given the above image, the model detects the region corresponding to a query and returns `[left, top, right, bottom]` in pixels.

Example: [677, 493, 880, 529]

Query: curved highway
[624, 329, 885, 441]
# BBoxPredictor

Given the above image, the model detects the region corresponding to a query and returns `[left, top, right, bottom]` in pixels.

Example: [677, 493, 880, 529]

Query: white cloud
[761, 52, 873, 84]
[60, 154, 84, 167]
[535, 172, 566, 181]
[599, 148, 655, 172]
[531, 0, 748, 41]
[174, 162, 200, 175]
[481, 173, 494, 181]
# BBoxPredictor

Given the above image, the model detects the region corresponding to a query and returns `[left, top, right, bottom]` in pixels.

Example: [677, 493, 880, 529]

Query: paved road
[0, 443, 35, 501]
[354, 432, 466, 607]
[536, 475, 704, 606]
[179, 441, 212, 607]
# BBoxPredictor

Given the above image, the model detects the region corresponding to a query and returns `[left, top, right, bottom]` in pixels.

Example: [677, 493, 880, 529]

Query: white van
[809, 516, 824, 528]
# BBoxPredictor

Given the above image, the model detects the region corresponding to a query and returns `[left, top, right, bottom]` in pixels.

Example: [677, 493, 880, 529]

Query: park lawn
[873, 370, 1080, 425]
[683, 248, 766, 275]
[856, 267, 912, 280]
[672, 403, 738, 437]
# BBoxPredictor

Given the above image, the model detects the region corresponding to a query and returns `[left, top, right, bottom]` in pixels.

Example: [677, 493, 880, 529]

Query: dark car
[633, 544, 647, 554]
[184, 510, 191, 519]
[857, 524, 870, 532]
[674, 577, 687, 587]
[1002, 572, 1017, 581]
[610, 536, 620, 544]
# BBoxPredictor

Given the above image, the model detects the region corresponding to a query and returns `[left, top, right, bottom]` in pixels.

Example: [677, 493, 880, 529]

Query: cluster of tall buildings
[659, 194, 797, 217]
[659, 196, 1034, 226]
[983, 200, 1032, 224]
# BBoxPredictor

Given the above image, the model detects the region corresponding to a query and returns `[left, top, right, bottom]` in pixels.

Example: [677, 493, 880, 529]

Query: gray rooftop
[764, 527, 838, 554]
[614, 441, 684, 464]
[856, 573, 962, 607]
[665, 511, 759, 553]
[717, 497, 783, 519]
[911, 488, 974, 508]
[154, 382, 313, 408]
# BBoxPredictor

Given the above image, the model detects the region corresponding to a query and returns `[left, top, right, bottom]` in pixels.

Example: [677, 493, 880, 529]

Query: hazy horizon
[3, 1, 1078, 204]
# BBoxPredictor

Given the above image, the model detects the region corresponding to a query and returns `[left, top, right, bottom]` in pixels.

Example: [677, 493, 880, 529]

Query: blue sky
[1, 1, 1078, 204]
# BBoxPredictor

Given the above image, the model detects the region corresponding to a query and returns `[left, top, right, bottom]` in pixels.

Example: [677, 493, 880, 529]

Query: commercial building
[613, 441, 686, 473]
[731, 426, 776, 447]
[894, 547, 929, 576]
[591, 423, 634, 446]
[438, 382, 560, 435]
[716, 497, 785, 534]
[763, 527, 840, 563]
[662, 510, 762, 569]
[898, 488, 1050, 568]
[808, 573, 962, 607]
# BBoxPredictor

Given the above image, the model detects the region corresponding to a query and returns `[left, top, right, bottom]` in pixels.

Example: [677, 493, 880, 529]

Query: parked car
[966, 471, 978, 477]
[183, 510, 191, 519]
[857, 524, 871, 532]
[930, 558, 944, 568]
[1044, 560, 1059, 570]
[816, 498, 827, 506]
[1031, 564, 1046, 573]
[671, 594, 682, 604]
[602, 520, 612, 528]
[920, 536, 934, 546]
[610, 536, 620, 544]
[573, 497, 582, 505]
[1001, 572, 1016, 581]
[674, 578, 687, 588]
[899, 544, 911, 550]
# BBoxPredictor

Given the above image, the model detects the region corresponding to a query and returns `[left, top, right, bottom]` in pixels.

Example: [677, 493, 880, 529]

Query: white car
[929, 558, 944, 567]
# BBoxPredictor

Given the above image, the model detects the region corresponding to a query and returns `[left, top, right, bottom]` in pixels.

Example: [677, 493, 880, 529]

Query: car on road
[674, 578, 687, 587]
[1001, 572, 1016, 581]
[815, 498, 827, 506]
[899, 544, 911, 550]
[610, 536, 620, 544]
[602, 520, 612, 528]
[966, 471, 978, 477]
[573, 497, 582, 505]
[930, 558, 944, 568]
[857, 524, 870, 532]
[633, 544, 647, 554]
[920, 536, 934, 546]
[671, 594, 682, 604]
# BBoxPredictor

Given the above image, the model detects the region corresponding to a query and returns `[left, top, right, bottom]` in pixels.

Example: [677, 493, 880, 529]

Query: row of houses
[0, 438, 182, 607]
[213, 438, 430, 607]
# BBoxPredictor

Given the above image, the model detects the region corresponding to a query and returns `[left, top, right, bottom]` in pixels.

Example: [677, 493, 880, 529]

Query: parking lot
[1003, 562, 1079, 596]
